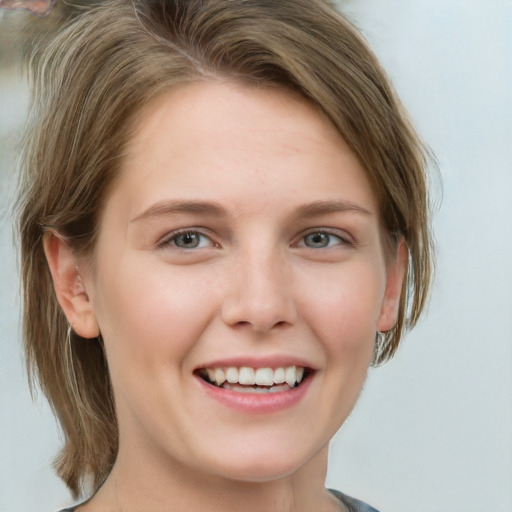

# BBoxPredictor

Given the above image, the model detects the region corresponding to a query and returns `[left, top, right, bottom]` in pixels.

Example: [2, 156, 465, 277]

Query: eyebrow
[130, 199, 227, 223]
[130, 198, 372, 223]
[291, 199, 372, 219]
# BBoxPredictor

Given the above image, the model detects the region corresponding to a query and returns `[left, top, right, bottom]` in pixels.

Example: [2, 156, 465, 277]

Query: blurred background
[1, 1, 511, 511]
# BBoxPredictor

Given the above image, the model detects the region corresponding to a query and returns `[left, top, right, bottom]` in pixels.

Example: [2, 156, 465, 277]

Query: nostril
[232, 320, 252, 329]
[231, 319, 290, 331]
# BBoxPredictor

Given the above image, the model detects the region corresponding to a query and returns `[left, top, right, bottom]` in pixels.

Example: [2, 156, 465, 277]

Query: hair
[16, 0, 435, 498]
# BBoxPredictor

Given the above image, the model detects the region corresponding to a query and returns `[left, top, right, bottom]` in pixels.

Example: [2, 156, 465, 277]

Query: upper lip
[195, 355, 317, 371]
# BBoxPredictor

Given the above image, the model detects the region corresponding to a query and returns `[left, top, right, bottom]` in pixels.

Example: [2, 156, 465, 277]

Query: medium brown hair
[17, 0, 434, 498]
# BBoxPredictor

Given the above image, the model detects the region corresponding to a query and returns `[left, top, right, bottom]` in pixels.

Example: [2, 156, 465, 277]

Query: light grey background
[1, 1, 511, 511]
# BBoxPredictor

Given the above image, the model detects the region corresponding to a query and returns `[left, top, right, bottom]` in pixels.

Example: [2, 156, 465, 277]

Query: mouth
[196, 365, 313, 394]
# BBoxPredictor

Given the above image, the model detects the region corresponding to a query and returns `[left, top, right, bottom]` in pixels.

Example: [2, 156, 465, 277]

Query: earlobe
[43, 231, 100, 339]
[377, 239, 409, 332]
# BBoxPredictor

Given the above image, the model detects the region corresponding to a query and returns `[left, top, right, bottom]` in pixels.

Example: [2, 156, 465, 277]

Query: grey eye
[304, 232, 332, 248]
[173, 232, 202, 249]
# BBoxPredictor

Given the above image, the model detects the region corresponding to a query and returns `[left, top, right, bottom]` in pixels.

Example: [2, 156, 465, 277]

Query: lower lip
[197, 375, 314, 414]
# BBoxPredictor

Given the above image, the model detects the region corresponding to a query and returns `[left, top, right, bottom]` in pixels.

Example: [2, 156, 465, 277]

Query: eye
[302, 231, 347, 249]
[159, 230, 213, 250]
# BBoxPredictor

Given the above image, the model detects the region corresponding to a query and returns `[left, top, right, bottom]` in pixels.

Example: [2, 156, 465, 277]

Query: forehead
[128, 80, 345, 162]
[109, 80, 377, 221]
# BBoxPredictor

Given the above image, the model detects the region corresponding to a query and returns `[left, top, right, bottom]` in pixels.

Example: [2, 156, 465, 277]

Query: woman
[16, 0, 434, 510]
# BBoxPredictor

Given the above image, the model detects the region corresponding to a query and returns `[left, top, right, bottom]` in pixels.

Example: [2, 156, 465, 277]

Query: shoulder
[329, 489, 382, 512]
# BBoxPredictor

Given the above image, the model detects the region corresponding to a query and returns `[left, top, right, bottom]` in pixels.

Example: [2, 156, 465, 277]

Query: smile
[198, 366, 309, 393]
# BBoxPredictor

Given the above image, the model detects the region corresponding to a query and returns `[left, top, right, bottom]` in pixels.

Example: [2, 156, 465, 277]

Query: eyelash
[296, 229, 353, 249]
[157, 229, 215, 250]
[157, 228, 353, 251]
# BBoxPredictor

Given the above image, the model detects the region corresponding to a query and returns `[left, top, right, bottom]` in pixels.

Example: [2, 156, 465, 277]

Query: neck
[81, 445, 343, 512]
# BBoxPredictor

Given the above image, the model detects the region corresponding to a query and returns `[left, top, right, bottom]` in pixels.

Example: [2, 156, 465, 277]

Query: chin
[215, 464, 301, 484]
[199, 444, 315, 484]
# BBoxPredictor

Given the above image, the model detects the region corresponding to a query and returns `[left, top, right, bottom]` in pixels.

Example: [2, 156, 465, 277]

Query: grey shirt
[59, 489, 380, 511]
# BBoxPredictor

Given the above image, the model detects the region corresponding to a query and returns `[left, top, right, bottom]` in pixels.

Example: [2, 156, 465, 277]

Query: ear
[43, 231, 100, 339]
[377, 239, 409, 332]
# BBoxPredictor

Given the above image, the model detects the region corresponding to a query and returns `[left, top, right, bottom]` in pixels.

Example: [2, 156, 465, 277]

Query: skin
[45, 81, 407, 512]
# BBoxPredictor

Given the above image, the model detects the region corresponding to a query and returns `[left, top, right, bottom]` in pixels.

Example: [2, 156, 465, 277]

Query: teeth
[273, 367, 285, 384]
[213, 368, 226, 386]
[239, 367, 255, 385]
[226, 367, 239, 384]
[203, 365, 307, 388]
[255, 368, 273, 386]
[223, 383, 292, 393]
[285, 366, 297, 387]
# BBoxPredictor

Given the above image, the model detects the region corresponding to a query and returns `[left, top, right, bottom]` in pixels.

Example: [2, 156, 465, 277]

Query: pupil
[307, 232, 328, 248]
[178, 232, 199, 248]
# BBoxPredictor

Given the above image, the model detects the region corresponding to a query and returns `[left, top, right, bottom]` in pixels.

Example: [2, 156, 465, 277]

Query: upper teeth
[204, 366, 305, 387]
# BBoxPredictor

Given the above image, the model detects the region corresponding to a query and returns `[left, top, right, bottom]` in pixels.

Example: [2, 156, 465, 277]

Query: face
[76, 81, 405, 483]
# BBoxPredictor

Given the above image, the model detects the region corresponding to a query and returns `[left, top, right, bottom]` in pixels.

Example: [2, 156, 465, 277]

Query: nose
[221, 247, 297, 332]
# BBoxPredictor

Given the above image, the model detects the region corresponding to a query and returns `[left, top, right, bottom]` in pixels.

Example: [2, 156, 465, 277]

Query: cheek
[91, 256, 218, 376]
[299, 262, 384, 356]
[296, 265, 382, 433]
